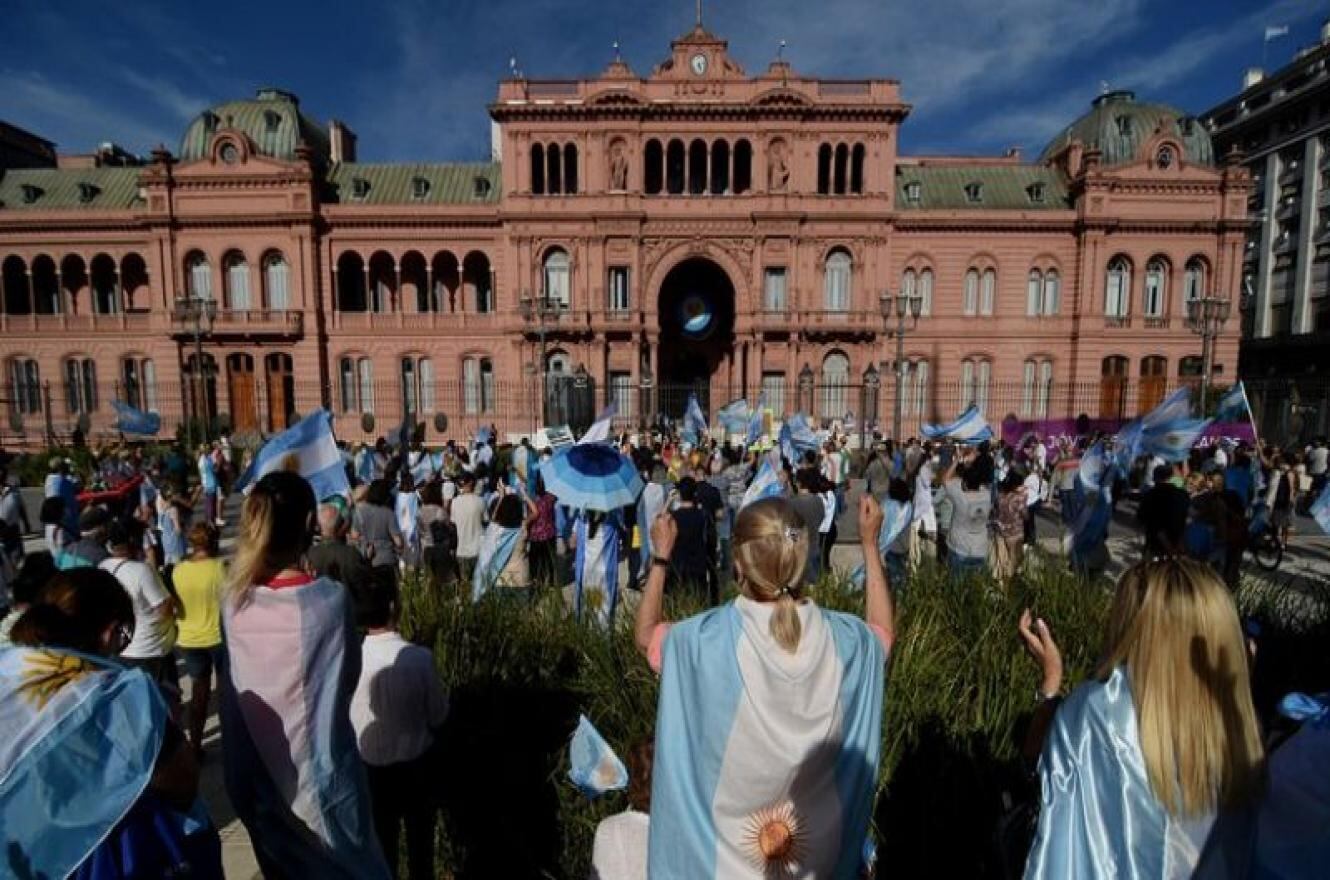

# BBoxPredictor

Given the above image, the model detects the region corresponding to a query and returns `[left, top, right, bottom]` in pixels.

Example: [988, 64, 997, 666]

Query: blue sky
[2, 0, 1327, 163]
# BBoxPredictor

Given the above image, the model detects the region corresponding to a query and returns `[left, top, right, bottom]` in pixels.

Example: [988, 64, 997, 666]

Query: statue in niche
[767, 140, 790, 192]
[609, 141, 630, 191]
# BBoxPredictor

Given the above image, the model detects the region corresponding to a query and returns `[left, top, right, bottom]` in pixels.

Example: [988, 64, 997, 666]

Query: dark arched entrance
[657, 257, 735, 418]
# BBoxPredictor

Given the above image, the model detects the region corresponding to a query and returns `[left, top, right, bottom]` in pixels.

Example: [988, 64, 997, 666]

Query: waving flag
[110, 400, 161, 436]
[682, 393, 708, 444]
[779, 412, 820, 464]
[741, 450, 785, 510]
[1310, 481, 1330, 536]
[922, 405, 992, 444]
[573, 513, 622, 625]
[745, 392, 767, 448]
[1215, 382, 1251, 424]
[1078, 442, 1107, 493]
[577, 401, 617, 446]
[716, 399, 752, 434]
[234, 408, 349, 501]
[850, 499, 913, 588]
[472, 524, 522, 601]
[409, 450, 436, 485]
[1141, 418, 1212, 463]
[568, 715, 628, 799]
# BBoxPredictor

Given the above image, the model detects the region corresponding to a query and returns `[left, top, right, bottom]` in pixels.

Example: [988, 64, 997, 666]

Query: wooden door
[1138, 356, 1167, 415]
[1099, 356, 1128, 420]
[266, 353, 295, 432]
[227, 354, 257, 433]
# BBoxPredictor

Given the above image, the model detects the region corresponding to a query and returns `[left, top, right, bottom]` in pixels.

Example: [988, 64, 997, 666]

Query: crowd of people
[0, 419, 1324, 879]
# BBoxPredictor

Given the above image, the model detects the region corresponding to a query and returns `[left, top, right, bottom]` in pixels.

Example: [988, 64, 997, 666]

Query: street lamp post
[1185, 291, 1232, 414]
[861, 363, 880, 450]
[175, 296, 217, 449]
[639, 365, 654, 434]
[519, 291, 559, 426]
[879, 288, 924, 443]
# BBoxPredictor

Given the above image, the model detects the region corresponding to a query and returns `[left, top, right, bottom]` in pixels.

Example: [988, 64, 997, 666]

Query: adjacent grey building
[1203, 23, 1330, 441]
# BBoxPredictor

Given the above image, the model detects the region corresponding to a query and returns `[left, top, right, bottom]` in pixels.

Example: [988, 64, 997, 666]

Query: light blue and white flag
[568, 715, 628, 799]
[745, 392, 767, 448]
[578, 401, 617, 446]
[573, 512, 622, 625]
[682, 393, 708, 444]
[1141, 418, 1212, 463]
[396, 487, 420, 553]
[921, 405, 992, 444]
[850, 498, 913, 588]
[110, 399, 161, 436]
[716, 399, 752, 435]
[472, 523, 521, 601]
[1310, 480, 1330, 536]
[779, 412, 820, 463]
[740, 449, 785, 510]
[234, 408, 349, 501]
[409, 450, 436, 485]
[1078, 442, 1108, 493]
[1215, 381, 1250, 424]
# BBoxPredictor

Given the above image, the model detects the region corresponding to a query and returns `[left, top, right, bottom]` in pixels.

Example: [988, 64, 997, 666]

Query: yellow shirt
[172, 557, 225, 648]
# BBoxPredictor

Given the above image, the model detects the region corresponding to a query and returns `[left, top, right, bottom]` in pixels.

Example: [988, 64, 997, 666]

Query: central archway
[657, 257, 736, 418]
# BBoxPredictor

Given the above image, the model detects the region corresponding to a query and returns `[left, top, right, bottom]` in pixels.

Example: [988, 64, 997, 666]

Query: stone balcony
[330, 309, 502, 333]
[171, 307, 303, 338]
[0, 310, 153, 334]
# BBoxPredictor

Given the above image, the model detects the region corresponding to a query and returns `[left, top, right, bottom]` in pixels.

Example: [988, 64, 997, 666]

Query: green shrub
[395, 556, 1113, 879]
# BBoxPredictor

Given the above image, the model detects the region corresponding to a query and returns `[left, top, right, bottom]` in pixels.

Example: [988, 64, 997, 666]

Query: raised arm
[857, 494, 895, 652]
[634, 511, 677, 658]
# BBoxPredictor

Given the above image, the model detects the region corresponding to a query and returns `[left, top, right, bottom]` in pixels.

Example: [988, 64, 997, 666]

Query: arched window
[1021, 358, 1053, 418]
[644, 139, 663, 194]
[32, 255, 60, 315]
[543, 248, 571, 309]
[420, 358, 435, 412]
[563, 143, 578, 195]
[824, 250, 852, 312]
[63, 357, 97, 414]
[186, 252, 212, 300]
[463, 251, 493, 313]
[338, 357, 357, 413]
[919, 269, 934, 316]
[8, 358, 41, 415]
[1105, 257, 1131, 317]
[1144, 258, 1167, 318]
[90, 254, 119, 315]
[1027, 270, 1043, 316]
[431, 251, 459, 312]
[907, 358, 930, 416]
[547, 143, 562, 195]
[1038, 360, 1053, 418]
[367, 252, 395, 313]
[850, 143, 866, 194]
[980, 268, 996, 316]
[463, 357, 494, 414]
[336, 251, 367, 312]
[961, 357, 991, 413]
[666, 139, 685, 194]
[833, 143, 849, 195]
[224, 252, 250, 310]
[1, 256, 30, 315]
[1183, 258, 1206, 307]
[821, 351, 850, 421]
[688, 139, 708, 195]
[733, 139, 752, 194]
[264, 252, 290, 310]
[901, 269, 916, 301]
[1043, 270, 1060, 316]
[817, 144, 832, 195]
[963, 269, 979, 316]
[400, 357, 417, 416]
[531, 143, 546, 195]
[710, 140, 730, 194]
[358, 357, 375, 415]
[121, 357, 157, 412]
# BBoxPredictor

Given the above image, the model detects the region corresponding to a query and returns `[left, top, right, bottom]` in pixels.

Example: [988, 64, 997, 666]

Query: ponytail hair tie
[783, 526, 801, 544]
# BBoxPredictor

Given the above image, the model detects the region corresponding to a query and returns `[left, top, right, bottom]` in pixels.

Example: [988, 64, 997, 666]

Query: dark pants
[820, 525, 838, 575]
[528, 538, 557, 586]
[366, 754, 436, 880]
[1023, 502, 1041, 546]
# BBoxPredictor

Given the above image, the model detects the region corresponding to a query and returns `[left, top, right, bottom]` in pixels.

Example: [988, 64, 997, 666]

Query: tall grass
[395, 556, 1113, 878]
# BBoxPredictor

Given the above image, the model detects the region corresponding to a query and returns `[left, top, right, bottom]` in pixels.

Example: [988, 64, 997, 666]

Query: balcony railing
[802, 310, 879, 332]
[1142, 316, 1171, 329]
[330, 309, 501, 332]
[1104, 315, 1132, 329]
[171, 308, 303, 337]
[0, 311, 152, 333]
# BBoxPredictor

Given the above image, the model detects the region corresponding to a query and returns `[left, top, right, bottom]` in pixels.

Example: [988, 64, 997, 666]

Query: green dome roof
[1040, 91, 1213, 168]
[179, 88, 330, 163]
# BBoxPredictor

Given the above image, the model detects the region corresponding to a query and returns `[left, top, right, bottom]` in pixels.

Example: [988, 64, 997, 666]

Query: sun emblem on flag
[742, 800, 805, 877]
[18, 650, 94, 710]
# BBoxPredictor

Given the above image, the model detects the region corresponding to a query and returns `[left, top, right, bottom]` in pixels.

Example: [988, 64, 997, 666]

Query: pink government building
[0, 26, 1247, 448]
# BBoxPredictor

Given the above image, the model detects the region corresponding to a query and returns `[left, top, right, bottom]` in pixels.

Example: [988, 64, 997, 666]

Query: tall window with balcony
[763, 268, 787, 312]
[225, 253, 250, 310]
[8, 359, 41, 415]
[608, 267, 629, 313]
[1183, 258, 1205, 309]
[264, 252, 290, 310]
[63, 357, 97, 415]
[121, 358, 156, 412]
[824, 250, 851, 312]
[1105, 257, 1131, 319]
[821, 352, 850, 421]
[1027, 269, 1060, 316]
[1143, 258, 1167, 321]
[186, 253, 212, 301]
[543, 249, 571, 310]
[90, 254, 120, 315]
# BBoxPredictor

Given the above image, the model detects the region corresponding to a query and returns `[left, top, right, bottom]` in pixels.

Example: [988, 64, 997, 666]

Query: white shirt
[99, 557, 174, 659]
[350, 631, 449, 766]
[451, 492, 486, 558]
[913, 461, 936, 517]
[591, 810, 649, 880]
[1022, 472, 1043, 509]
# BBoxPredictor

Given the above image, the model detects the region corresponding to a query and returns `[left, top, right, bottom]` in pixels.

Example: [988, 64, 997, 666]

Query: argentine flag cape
[1025, 666, 1254, 879]
[220, 577, 391, 879]
[649, 598, 885, 878]
[573, 512, 622, 625]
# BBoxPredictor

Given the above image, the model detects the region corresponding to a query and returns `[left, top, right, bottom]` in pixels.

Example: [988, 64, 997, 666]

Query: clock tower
[654, 24, 745, 80]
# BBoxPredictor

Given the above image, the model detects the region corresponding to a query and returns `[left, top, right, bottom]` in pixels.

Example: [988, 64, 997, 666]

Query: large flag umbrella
[539, 443, 643, 511]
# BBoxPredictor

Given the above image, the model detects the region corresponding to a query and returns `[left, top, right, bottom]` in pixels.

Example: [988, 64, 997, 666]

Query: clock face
[690, 53, 708, 76]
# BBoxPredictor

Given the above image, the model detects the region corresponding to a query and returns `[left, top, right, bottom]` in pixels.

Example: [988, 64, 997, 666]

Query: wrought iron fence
[3, 374, 1326, 450]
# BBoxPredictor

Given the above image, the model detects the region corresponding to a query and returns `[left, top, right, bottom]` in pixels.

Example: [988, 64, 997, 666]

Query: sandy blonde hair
[228, 470, 316, 606]
[732, 498, 810, 653]
[1098, 558, 1264, 818]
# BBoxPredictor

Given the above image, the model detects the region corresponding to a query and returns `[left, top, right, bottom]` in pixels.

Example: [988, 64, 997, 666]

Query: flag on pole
[779, 412, 819, 463]
[578, 401, 617, 445]
[682, 393, 708, 444]
[1265, 24, 1289, 41]
[1216, 382, 1250, 424]
[921, 405, 993, 444]
[109, 400, 161, 436]
[716, 399, 752, 434]
[234, 408, 350, 501]
[745, 392, 767, 448]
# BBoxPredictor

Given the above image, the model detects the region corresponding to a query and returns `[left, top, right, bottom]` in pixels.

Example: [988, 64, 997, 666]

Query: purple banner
[1000, 416, 1255, 449]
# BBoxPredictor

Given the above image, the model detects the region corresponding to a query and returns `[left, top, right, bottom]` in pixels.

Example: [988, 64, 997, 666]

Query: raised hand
[1018, 608, 1063, 697]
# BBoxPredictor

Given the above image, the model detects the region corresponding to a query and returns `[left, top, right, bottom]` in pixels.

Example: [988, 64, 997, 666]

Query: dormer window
[201, 111, 219, 133]
[77, 183, 100, 203]
[411, 176, 430, 199]
[1026, 182, 1046, 204]
[263, 110, 281, 133]
[964, 182, 984, 204]
[1116, 115, 1132, 137]
[20, 184, 42, 204]
[351, 177, 371, 200]
[473, 176, 492, 199]
[904, 181, 921, 203]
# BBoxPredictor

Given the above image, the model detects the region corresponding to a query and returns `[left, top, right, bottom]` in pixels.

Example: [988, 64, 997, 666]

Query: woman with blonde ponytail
[636, 494, 895, 879]
[219, 470, 389, 879]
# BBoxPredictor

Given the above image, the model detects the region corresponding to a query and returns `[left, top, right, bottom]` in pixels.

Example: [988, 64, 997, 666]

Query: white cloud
[119, 68, 211, 122]
[0, 70, 173, 153]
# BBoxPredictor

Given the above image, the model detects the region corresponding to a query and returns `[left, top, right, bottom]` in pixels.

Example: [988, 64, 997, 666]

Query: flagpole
[1239, 381, 1263, 451]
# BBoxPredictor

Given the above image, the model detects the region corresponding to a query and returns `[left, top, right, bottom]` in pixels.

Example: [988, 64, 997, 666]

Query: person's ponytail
[733, 497, 809, 654]
[228, 470, 318, 606]
[229, 490, 275, 606]
[769, 593, 803, 653]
